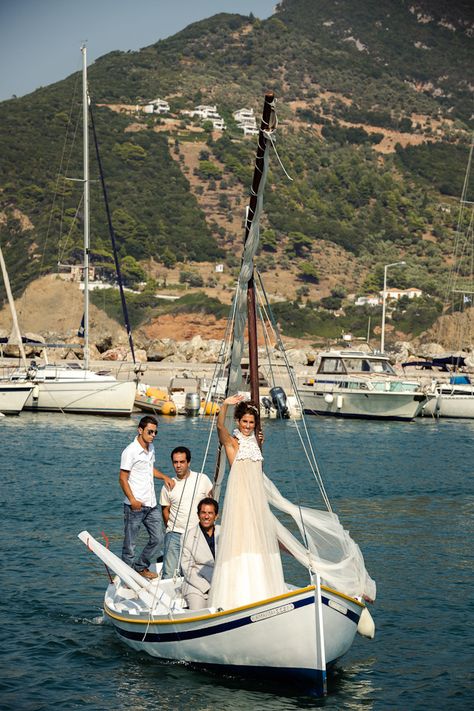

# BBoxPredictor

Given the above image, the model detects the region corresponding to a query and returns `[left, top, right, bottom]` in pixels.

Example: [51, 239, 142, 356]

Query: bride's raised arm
[217, 394, 244, 462]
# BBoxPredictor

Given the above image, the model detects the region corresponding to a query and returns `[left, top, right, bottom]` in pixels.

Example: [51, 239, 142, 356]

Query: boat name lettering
[250, 603, 294, 622]
[328, 600, 347, 615]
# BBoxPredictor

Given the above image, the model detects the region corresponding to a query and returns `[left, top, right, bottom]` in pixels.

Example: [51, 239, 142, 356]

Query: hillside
[0, 0, 473, 346]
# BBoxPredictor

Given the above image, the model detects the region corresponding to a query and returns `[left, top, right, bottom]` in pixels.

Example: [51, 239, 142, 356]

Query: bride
[208, 394, 286, 610]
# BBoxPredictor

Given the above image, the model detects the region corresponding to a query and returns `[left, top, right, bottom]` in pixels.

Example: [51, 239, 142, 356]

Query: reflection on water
[1, 411, 473, 709]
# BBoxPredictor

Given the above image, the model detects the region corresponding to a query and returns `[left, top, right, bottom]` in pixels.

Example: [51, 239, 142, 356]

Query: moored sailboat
[4, 46, 136, 416]
[79, 93, 375, 695]
[403, 139, 474, 418]
[0, 243, 35, 414]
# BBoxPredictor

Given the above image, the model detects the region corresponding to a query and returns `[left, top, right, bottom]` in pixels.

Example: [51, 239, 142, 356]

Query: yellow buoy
[146, 386, 169, 400]
[161, 401, 177, 416]
[202, 401, 220, 416]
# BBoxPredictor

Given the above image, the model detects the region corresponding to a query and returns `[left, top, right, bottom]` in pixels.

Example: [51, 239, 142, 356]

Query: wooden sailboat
[79, 93, 375, 695]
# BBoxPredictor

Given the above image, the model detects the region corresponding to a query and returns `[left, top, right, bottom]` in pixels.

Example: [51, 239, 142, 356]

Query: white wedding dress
[208, 430, 286, 609]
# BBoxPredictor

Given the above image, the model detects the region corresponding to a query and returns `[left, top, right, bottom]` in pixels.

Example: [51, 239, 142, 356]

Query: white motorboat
[79, 93, 375, 696]
[298, 350, 430, 420]
[0, 381, 34, 415]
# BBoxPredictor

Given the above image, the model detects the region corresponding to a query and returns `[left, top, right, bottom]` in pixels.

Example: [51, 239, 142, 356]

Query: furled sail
[213, 94, 276, 500]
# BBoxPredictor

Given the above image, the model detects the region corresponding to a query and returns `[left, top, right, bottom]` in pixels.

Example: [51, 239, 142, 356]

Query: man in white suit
[181, 498, 220, 610]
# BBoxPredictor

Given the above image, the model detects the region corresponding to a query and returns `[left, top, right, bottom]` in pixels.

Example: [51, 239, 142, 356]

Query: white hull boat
[0, 382, 34, 414]
[402, 358, 474, 419]
[2, 47, 138, 417]
[10, 365, 136, 415]
[299, 385, 427, 420]
[79, 93, 375, 697]
[298, 350, 429, 420]
[422, 382, 474, 418]
[80, 532, 367, 687]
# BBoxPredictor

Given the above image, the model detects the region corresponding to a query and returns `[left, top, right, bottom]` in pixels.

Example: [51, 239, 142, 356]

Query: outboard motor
[184, 392, 201, 416]
[261, 396, 273, 416]
[270, 386, 289, 419]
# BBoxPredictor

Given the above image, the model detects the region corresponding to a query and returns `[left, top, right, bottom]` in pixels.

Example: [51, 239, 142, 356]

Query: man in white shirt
[160, 446, 213, 579]
[119, 416, 173, 580]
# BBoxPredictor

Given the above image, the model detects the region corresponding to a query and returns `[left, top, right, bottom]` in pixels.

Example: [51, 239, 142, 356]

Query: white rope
[263, 123, 293, 182]
[254, 274, 332, 511]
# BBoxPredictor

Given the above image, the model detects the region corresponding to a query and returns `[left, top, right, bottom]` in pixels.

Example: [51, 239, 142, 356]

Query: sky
[0, 0, 277, 102]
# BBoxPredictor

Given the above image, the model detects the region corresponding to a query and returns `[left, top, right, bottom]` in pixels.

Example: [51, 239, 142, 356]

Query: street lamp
[381, 261, 406, 353]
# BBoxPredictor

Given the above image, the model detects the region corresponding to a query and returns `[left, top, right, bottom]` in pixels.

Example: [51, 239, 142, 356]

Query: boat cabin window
[342, 358, 396, 374]
[345, 359, 365, 372]
[317, 358, 346, 374]
[371, 360, 396, 374]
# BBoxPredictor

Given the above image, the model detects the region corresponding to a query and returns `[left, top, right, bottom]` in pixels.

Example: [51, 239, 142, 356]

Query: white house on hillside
[141, 98, 170, 114]
[355, 295, 381, 307]
[183, 104, 220, 119]
[233, 107, 258, 135]
[380, 287, 423, 301]
[233, 107, 255, 125]
[211, 117, 226, 131]
[181, 105, 226, 130]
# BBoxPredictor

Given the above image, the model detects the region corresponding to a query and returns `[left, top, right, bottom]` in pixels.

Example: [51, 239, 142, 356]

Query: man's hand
[130, 498, 143, 511]
[163, 475, 175, 490]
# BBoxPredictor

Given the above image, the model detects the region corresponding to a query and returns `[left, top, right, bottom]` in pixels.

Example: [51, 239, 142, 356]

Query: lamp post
[381, 261, 406, 353]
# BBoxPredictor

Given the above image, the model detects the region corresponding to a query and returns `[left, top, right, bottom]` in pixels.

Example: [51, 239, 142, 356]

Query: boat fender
[357, 607, 375, 639]
[161, 401, 177, 416]
[32, 385, 40, 400]
[324, 393, 333, 404]
[336, 395, 343, 409]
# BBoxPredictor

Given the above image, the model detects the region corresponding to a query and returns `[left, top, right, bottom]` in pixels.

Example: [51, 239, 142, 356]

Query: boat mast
[245, 91, 274, 407]
[81, 45, 90, 371]
[0, 244, 27, 367]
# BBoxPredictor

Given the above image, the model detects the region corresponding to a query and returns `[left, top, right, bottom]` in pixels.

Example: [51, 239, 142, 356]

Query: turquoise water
[1, 412, 473, 709]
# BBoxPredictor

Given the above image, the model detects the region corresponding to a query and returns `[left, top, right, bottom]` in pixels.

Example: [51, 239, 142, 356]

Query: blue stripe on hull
[24, 405, 131, 416]
[114, 594, 359, 644]
[303, 408, 413, 421]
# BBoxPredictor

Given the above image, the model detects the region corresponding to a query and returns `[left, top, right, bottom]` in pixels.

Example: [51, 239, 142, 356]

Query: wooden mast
[244, 91, 274, 408]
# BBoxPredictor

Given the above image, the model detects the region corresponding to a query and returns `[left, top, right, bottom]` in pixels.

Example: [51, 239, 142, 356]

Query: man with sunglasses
[119, 415, 174, 580]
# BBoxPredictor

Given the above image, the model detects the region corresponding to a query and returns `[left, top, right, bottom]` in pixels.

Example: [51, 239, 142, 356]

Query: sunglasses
[145, 429, 158, 435]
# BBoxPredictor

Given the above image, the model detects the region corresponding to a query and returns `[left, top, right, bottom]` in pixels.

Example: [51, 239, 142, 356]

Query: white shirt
[120, 437, 156, 507]
[160, 470, 213, 534]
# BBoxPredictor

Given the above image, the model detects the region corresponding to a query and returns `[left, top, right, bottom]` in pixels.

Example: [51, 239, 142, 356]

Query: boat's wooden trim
[104, 583, 364, 625]
[321, 584, 365, 608]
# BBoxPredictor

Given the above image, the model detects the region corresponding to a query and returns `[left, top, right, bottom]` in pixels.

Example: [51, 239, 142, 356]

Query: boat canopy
[402, 355, 467, 371]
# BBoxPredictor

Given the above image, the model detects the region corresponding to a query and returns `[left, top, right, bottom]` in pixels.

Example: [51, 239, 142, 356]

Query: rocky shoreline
[1, 330, 473, 376]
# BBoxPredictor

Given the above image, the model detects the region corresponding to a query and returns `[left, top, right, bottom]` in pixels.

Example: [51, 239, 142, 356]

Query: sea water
[0, 412, 472, 710]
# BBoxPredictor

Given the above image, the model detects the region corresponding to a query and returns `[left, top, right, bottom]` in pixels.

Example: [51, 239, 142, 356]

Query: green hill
[0, 0, 473, 342]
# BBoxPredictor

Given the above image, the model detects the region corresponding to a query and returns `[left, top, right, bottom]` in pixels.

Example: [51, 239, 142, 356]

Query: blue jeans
[121, 505, 163, 572]
[162, 530, 182, 579]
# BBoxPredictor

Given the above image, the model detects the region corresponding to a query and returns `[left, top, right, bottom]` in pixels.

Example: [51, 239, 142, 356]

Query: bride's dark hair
[234, 400, 260, 429]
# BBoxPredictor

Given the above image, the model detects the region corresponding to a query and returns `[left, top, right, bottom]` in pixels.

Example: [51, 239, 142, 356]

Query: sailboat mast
[245, 92, 274, 406]
[81, 45, 90, 371]
[0, 244, 27, 367]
